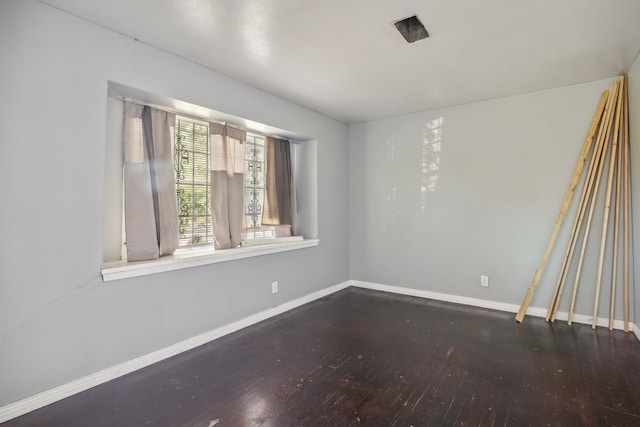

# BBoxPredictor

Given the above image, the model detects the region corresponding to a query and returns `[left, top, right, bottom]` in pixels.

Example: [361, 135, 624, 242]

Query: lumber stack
[515, 76, 631, 331]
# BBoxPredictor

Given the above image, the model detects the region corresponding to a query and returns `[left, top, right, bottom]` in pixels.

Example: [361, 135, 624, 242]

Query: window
[244, 134, 276, 240]
[173, 117, 277, 249]
[244, 133, 266, 229]
[118, 102, 301, 258]
[102, 83, 319, 280]
[175, 118, 213, 247]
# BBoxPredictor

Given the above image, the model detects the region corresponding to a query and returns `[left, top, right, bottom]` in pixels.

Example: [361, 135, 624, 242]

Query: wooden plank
[623, 75, 630, 332]
[568, 81, 619, 325]
[609, 79, 623, 330]
[546, 91, 609, 321]
[515, 90, 609, 323]
[592, 78, 624, 329]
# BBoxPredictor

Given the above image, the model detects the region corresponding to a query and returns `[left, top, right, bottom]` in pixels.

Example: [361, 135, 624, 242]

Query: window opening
[244, 134, 275, 240]
[175, 118, 214, 246]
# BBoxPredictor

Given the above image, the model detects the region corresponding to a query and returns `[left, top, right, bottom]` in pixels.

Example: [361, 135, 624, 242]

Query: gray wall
[0, 1, 349, 405]
[349, 77, 637, 319]
[1, 0, 638, 410]
[629, 54, 640, 325]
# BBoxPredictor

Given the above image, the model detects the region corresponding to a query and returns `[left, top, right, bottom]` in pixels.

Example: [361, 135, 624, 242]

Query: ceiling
[39, 0, 640, 123]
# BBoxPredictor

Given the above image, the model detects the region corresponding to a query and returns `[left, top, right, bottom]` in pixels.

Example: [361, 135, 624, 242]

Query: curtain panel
[262, 137, 297, 234]
[210, 123, 246, 249]
[123, 102, 179, 261]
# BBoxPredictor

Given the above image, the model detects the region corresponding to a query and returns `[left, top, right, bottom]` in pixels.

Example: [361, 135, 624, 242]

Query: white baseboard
[349, 280, 639, 334]
[0, 281, 351, 423]
[1, 279, 635, 423]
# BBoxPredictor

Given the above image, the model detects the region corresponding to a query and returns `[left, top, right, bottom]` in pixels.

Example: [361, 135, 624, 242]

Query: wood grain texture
[6, 288, 640, 427]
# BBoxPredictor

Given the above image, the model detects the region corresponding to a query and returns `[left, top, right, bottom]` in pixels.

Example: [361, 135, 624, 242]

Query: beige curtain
[210, 123, 246, 249]
[123, 102, 179, 261]
[263, 137, 296, 234]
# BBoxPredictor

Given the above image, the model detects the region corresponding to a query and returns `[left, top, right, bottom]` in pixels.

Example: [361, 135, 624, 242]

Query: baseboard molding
[0, 281, 351, 423]
[349, 280, 639, 334]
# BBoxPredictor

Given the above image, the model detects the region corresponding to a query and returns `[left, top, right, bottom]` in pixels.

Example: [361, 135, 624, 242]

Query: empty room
[2, 0, 640, 425]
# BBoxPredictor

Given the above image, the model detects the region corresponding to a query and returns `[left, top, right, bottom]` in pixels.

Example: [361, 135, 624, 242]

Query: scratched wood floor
[6, 287, 640, 426]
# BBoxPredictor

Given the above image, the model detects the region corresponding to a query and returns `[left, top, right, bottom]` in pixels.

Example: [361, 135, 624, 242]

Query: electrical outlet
[480, 275, 489, 287]
[271, 281, 278, 294]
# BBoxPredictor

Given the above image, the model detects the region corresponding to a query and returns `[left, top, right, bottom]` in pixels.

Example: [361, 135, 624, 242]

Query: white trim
[0, 280, 350, 423]
[102, 238, 319, 281]
[349, 280, 639, 333]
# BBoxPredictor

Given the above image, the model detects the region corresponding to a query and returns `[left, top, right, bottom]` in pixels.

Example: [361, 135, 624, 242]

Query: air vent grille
[394, 15, 429, 43]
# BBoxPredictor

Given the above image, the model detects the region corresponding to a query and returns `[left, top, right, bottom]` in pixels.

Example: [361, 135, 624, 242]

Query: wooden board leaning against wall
[515, 76, 631, 332]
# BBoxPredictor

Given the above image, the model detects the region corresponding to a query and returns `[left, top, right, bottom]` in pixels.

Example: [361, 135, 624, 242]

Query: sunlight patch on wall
[421, 117, 443, 211]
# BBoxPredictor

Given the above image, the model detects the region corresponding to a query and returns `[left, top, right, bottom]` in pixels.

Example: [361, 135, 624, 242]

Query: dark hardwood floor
[4, 287, 640, 426]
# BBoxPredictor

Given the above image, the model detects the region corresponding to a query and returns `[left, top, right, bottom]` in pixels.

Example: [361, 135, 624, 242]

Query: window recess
[117, 101, 303, 261]
[102, 83, 319, 278]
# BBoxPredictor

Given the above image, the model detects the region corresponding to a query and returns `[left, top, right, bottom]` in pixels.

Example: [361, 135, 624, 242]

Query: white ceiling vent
[394, 15, 430, 43]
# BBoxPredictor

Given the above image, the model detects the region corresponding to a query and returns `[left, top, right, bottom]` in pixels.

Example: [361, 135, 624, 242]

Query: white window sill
[101, 238, 319, 282]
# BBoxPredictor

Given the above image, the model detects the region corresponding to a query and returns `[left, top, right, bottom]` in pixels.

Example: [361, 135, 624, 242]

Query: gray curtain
[263, 137, 296, 232]
[123, 102, 179, 261]
[210, 123, 246, 249]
